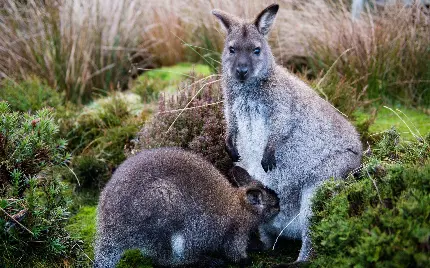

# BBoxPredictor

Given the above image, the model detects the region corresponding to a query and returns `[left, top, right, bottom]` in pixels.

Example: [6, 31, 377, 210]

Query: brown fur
[94, 148, 279, 267]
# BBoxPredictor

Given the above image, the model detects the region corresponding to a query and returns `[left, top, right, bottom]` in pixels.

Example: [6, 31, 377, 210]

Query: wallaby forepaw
[226, 144, 241, 162]
[261, 149, 276, 172]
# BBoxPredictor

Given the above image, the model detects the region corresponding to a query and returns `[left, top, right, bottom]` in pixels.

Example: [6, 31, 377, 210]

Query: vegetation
[61, 93, 145, 189]
[307, 3, 430, 107]
[311, 129, 430, 267]
[0, 0, 429, 267]
[129, 75, 233, 175]
[0, 77, 62, 113]
[132, 63, 212, 102]
[4, 1, 428, 107]
[0, 102, 82, 267]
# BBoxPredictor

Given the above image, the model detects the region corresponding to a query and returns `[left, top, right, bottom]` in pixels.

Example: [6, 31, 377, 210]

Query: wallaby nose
[236, 67, 248, 80]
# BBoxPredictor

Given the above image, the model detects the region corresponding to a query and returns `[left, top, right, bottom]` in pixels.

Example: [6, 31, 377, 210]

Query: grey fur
[94, 148, 280, 267]
[213, 4, 362, 261]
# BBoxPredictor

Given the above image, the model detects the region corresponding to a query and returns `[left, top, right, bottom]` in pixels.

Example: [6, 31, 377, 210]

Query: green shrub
[0, 101, 81, 267]
[66, 156, 109, 189]
[129, 75, 233, 175]
[310, 129, 430, 267]
[0, 77, 62, 112]
[60, 93, 144, 189]
[0, 102, 69, 193]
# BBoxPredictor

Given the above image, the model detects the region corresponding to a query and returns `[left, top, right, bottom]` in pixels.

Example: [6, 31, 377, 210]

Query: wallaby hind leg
[94, 240, 124, 268]
[296, 187, 315, 262]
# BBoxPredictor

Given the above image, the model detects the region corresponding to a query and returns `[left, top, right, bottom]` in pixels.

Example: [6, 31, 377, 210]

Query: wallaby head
[232, 166, 280, 222]
[212, 4, 279, 83]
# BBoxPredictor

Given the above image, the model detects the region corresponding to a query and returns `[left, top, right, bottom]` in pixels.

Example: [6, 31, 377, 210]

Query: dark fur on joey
[94, 148, 280, 268]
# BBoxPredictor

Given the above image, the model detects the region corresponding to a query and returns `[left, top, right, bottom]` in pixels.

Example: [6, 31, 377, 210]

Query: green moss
[132, 63, 213, 102]
[0, 77, 62, 112]
[310, 129, 430, 267]
[369, 106, 430, 138]
[142, 63, 212, 82]
[66, 206, 97, 260]
[353, 106, 430, 141]
[117, 249, 153, 268]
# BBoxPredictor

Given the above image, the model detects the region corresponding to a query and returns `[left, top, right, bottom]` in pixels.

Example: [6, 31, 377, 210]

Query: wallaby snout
[236, 65, 248, 81]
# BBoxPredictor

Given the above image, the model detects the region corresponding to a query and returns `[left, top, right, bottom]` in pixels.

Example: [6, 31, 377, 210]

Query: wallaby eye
[254, 47, 261, 55]
[229, 46, 235, 54]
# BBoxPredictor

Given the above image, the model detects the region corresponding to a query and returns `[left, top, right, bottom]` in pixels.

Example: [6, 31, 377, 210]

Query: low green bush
[129, 75, 233, 175]
[0, 101, 82, 267]
[61, 93, 144, 189]
[0, 77, 62, 113]
[311, 129, 430, 267]
[66, 156, 109, 189]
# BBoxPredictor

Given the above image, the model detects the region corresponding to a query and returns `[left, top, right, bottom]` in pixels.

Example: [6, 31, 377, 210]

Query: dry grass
[306, 1, 430, 106]
[1, 0, 429, 105]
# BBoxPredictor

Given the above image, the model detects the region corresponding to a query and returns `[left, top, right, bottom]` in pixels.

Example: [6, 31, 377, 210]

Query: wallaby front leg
[226, 132, 240, 162]
[261, 141, 276, 172]
[261, 107, 294, 172]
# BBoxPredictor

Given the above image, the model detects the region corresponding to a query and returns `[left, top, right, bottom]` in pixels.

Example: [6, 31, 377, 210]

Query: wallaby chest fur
[213, 4, 363, 261]
[95, 148, 279, 267]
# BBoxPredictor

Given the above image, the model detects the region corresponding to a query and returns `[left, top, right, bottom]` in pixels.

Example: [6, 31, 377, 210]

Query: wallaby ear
[254, 4, 279, 36]
[228, 166, 254, 187]
[246, 188, 263, 206]
[212, 9, 239, 33]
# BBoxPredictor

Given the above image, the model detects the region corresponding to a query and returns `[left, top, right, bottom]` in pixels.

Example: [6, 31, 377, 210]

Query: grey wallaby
[94, 148, 280, 267]
[212, 3, 362, 261]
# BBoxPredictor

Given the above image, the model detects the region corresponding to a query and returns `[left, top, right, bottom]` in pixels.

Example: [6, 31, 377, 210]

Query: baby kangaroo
[94, 148, 279, 267]
[213, 3, 362, 261]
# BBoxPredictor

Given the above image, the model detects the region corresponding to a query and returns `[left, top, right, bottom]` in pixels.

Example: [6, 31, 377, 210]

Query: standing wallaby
[94, 148, 280, 268]
[212, 4, 362, 261]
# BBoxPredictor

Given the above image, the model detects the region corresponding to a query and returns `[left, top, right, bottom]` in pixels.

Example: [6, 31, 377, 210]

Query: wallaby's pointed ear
[254, 4, 279, 36]
[246, 188, 263, 206]
[212, 9, 239, 33]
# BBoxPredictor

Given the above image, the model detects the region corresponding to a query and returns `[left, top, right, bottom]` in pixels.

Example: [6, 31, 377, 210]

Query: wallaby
[212, 4, 362, 261]
[94, 148, 280, 267]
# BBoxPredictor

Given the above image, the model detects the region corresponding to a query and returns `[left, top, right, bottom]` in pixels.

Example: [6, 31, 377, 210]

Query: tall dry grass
[307, 1, 430, 106]
[0, 0, 429, 106]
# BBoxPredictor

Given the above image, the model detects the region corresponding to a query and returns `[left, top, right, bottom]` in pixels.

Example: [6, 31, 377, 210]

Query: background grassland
[1, 1, 429, 106]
